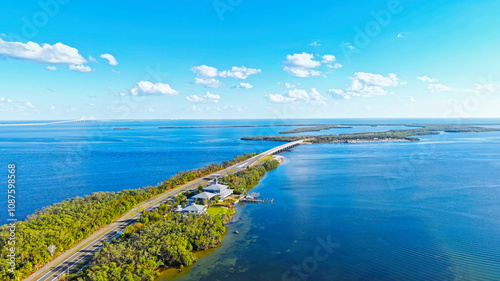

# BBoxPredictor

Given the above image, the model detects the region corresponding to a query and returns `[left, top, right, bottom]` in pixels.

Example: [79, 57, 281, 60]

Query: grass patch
[258, 155, 273, 163]
[207, 206, 227, 216]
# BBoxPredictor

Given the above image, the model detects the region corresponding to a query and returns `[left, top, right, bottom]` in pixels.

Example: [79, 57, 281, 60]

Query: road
[28, 140, 303, 281]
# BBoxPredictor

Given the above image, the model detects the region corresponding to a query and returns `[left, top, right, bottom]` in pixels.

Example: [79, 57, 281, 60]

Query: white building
[203, 181, 234, 199]
[176, 203, 207, 215]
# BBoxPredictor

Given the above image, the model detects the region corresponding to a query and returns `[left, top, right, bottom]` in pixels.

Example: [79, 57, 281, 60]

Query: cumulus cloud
[192, 65, 260, 80]
[417, 75, 438, 83]
[283, 52, 321, 77]
[219, 66, 261, 79]
[329, 72, 403, 99]
[111, 69, 120, 74]
[236, 82, 253, 89]
[186, 92, 220, 103]
[195, 77, 223, 88]
[322, 55, 343, 69]
[309, 41, 321, 46]
[123, 81, 178, 96]
[46, 66, 57, 71]
[69, 64, 92, 72]
[191, 65, 219, 77]
[427, 83, 454, 92]
[0, 38, 86, 64]
[267, 88, 327, 105]
[322, 55, 336, 63]
[100, 53, 118, 65]
[191, 65, 260, 88]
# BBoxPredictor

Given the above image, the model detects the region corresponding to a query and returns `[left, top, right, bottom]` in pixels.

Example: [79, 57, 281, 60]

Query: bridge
[28, 140, 304, 281]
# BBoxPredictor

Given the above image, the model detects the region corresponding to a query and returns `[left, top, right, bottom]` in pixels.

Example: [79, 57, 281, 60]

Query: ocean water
[1, 119, 500, 280]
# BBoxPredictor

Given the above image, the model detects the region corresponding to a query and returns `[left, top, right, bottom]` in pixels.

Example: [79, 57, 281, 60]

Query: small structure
[176, 203, 207, 215]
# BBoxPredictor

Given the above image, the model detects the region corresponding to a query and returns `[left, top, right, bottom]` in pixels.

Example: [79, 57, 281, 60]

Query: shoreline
[154, 155, 284, 280]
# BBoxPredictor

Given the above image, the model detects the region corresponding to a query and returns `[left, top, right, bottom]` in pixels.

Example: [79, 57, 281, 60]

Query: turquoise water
[1, 119, 500, 280]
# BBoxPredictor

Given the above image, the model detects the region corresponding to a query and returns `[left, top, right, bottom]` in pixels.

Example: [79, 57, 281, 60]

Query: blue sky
[1, 0, 499, 120]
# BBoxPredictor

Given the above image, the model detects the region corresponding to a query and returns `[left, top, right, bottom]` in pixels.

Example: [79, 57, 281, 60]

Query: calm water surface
[1, 119, 499, 280]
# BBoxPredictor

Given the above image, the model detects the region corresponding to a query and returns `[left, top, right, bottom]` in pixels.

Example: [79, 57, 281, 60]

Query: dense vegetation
[242, 125, 500, 143]
[279, 124, 351, 134]
[72, 208, 226, 281]
[221, 159, 280, 194]
[0, 153, 256, 280]
[71, 159, 281, 281]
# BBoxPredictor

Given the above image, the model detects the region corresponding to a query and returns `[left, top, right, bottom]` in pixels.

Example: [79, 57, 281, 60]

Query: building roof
[219, 189, 234, 198]
[203, 182, 229, 193]
[182, 204, 206, 213]
[193, 192, 217, 200]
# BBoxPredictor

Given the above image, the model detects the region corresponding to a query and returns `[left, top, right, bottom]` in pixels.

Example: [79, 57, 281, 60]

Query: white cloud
[237, 82, 253, 89]
[186, 95, 204, 102]
[46, 66, 57, 71]
[322, 55, 336, 63]
[427, 83, 454, 92]
[268, 94, 296, 103]
[397, 34, 404, 38]
[100, 53, 118, 65]
[267, 88, 327, 105]
[285, 52, 321, 68]
[330, 72, 403, 99]
[186, 92, 220, 103]
[309, 41, 321, 46]
[192, 65, 261, 80]
[0, 38, 86, 64]
[417, 75, 438, 83]
[283, 52, 321, 77]
[323, 55, 343, 69]
[69, 64, 92, 72]
[219, 66, 261, 79]
[130, 81, 178, 96]
[195, 77, 223, 88]
[191, 65, 219, 77]
[111, 69, 120, 74]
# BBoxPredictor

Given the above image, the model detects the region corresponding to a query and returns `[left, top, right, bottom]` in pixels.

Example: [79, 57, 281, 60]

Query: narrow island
[279, 124, 352, 134]
[242, 124, 500, 143]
